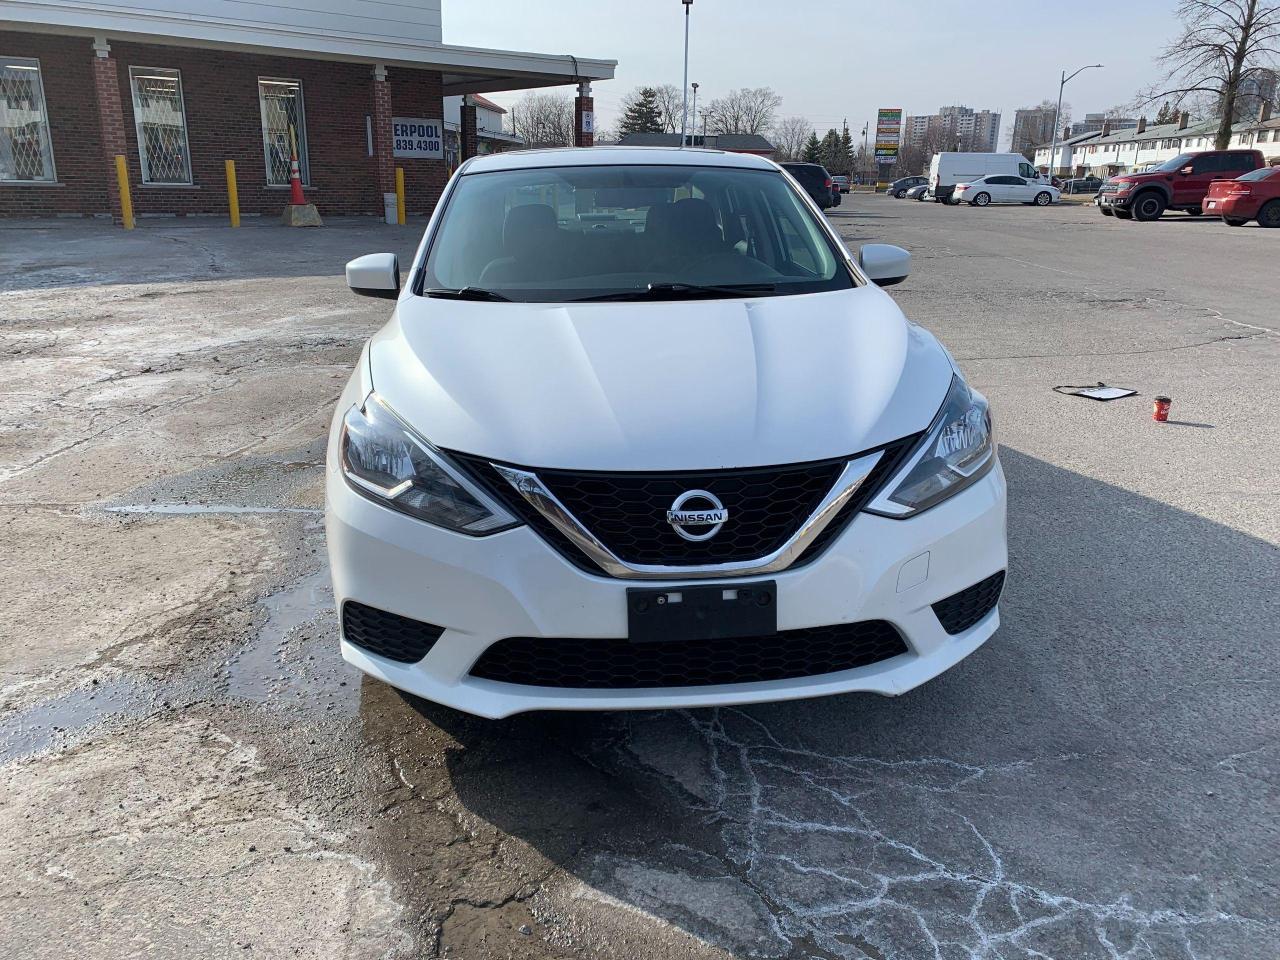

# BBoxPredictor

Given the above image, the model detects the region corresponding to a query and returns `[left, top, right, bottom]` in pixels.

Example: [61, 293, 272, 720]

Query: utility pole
[1049, 63, 1103, 176]
[690, 82, 699, 146]
[861, 121, 869, 183]
[680, 0, 693, 147]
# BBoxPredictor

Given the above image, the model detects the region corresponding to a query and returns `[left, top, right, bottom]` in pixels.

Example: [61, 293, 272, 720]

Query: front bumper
[326, 455, 1008, 718]
[1096, 192, 1130, 209]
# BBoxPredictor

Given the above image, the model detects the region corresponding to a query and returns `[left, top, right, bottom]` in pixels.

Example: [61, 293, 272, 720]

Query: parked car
[331, 146, 1007, 718]
[1062, 176, 1103, 194]
[781, 162, 836, 209]
[1095, 149, 1265, 220]
[832, 175, 851, 193]
[953, 175, 1059, 206]
[928, 152, 1045, 203]
[890, 175, 928, 198]
[1204, 165, 1280, 227]
[905, 183, 930, 201]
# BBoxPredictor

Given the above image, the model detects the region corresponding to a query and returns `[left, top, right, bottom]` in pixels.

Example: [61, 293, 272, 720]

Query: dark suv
[781, 162, 835, 210]
[1096, 149, 1265, 220]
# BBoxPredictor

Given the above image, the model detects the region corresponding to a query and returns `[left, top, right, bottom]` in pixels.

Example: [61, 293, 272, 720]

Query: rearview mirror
[859, 243, 910, 287]
[346, 253, 400, 299]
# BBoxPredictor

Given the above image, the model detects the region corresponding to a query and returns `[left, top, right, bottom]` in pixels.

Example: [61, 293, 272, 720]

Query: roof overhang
[0, 2, 615, 94]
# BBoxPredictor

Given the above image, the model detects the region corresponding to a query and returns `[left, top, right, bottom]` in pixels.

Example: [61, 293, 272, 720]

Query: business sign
[580, 110, 594, 134]
[392, 118, 443, 159]
[874, 107, 903, 165]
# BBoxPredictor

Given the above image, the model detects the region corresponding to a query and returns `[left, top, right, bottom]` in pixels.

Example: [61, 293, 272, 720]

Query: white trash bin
[383, 192, 397, 225]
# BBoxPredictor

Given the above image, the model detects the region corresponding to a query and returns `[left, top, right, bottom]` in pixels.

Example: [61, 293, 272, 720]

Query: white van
[929, 153, 1044, 203]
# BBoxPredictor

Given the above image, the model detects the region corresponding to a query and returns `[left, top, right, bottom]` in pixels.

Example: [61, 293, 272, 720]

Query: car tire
[1100, 205, 1114, 216]
[1257, 200, 1280, 228]
[1113, 208, 1133, 219]
[1186, 207, 1202, 216]
[1034, 191, 1052, 206]
[972, 192, 991, 207]
[895, 189, 907, 198]
[1223, 216, 1248, 226]
[1131, 191, 1166, 221]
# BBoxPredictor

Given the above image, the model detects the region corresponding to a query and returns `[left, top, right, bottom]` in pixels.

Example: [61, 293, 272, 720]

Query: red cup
[1153, 396, 1171, 422]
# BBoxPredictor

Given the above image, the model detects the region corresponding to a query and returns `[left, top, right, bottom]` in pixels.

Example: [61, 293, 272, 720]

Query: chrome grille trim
[492, 452, 884, 580]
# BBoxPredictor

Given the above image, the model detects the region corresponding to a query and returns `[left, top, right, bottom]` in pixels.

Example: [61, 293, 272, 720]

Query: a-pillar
[459, 95, 478, 162]
[574, 81, 594, 148]
[90, 36, 128, 224]
[371, 64, 395, 208]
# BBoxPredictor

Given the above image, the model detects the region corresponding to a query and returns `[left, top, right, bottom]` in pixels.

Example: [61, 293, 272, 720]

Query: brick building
[0, 0, 614, 222]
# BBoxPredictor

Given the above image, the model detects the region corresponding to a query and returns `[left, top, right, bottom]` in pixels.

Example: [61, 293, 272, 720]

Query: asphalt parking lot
[2, 196, 1277, 960]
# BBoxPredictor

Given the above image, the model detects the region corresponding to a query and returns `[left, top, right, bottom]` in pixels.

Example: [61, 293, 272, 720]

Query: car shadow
[356, 446, 1278, 959]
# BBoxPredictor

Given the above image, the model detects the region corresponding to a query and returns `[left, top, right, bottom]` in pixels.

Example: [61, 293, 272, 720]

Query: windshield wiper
[425, 286, 511, 302]
[574, 281, 777, 302]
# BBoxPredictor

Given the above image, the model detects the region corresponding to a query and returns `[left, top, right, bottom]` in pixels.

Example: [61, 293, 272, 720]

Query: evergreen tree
[839, 122, 855, 176]
[819, 129, 842, 172]
[1154, 100, 1175, 125]
[802, 132, 822, 163]
[619, 87, 664, 135]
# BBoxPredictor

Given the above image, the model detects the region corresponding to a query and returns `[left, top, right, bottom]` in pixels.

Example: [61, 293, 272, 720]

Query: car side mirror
[1180, 165, 1194, 176]
[859, 243, 910, 287]
[346, 253, 400, 299]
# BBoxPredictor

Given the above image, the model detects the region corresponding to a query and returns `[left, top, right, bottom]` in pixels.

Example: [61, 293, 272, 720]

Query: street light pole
[680, 0, 693, 147]
[1048, 63, 1103, 177]
[861, 122, 869, 183]
[690, 82, 699, 146]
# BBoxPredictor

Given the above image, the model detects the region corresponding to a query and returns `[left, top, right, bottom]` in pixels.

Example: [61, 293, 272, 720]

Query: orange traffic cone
[281, 123, 321, 227]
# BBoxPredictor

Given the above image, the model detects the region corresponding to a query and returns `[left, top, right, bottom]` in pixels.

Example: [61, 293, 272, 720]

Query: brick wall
[0, 33, 110, 217]
[1, 30, 448, 219]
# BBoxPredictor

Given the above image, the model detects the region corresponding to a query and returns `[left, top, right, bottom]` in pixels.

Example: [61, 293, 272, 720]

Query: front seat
[479, 203, 559, 285]
[651, 197, 724, 268]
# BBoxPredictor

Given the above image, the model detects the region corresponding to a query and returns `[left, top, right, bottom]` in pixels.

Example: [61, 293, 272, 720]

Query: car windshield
[1152, 153, 1196, 173]
[1237, 165, 1280, 181]
[420, 163, 855, 302]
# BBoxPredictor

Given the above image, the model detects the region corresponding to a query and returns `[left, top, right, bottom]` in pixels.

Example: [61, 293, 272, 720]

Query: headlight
[340, 396, 518, 534]
[865, 376, 994, 518]
[1114, 181, 1133, 193]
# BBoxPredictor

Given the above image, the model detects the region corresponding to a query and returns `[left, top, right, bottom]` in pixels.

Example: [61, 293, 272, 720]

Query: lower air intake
[932, 571, 1006, 635]
[341, 601, 445, 664]
[469, 621, 909, 689]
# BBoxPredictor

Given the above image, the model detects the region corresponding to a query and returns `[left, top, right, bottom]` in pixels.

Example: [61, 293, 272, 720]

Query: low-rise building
[0, 0, 613, 221]
[1034, 108, 1280, 177]
[614, 132, 775, 157]
[443, 93, 521, 167]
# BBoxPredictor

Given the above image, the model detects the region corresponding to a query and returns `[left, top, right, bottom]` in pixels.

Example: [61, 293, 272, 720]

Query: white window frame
[128, 65, 193, 185]
[0, 55, 57, 183]
[258, 77, 309, 186]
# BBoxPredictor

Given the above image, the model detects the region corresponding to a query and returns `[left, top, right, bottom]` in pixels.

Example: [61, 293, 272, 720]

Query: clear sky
[447, 0, 1184, 145]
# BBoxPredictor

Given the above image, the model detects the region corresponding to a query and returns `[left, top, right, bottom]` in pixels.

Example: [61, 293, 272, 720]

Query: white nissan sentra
[326, 147, 1007, 719]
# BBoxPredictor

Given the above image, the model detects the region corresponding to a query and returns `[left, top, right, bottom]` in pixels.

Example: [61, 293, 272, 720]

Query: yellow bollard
[225, 159, 240, 227]
[114, 155, 134, 230]
[395, 167, 406, 226]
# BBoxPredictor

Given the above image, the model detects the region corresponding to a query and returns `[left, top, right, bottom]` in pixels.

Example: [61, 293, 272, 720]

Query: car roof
[462, 146, 779, 174]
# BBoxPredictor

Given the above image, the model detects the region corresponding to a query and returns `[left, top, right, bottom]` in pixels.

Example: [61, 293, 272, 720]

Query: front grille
[1098, 182, 1119, 194]
[469, 621, 909, 689]
[341, 601, 445, 663]
[453, 438, 916, 575]
[932, 571, 1006, 634]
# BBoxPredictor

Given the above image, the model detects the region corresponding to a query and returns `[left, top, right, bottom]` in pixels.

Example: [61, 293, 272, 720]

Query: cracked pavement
[1, 200, 1277, 959]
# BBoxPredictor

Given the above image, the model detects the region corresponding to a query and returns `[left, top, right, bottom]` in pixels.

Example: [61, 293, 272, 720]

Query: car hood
[367, 286, 953, 471]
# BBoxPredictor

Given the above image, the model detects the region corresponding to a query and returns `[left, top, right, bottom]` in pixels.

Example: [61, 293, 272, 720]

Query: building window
[1258, 131, 1269, 143]
[259, 79, 308, 185]
[0, 56, 56, 182]
[129, 66, 191, 184]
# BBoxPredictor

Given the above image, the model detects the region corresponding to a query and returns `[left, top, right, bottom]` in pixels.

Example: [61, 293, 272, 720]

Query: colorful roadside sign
[874, 107, 903, 165]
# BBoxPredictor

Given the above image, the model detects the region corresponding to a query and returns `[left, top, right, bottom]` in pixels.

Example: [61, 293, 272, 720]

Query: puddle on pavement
[226, 566, 358, 716]
[104, 503, 322, 516]
[0, 674, 152, 764]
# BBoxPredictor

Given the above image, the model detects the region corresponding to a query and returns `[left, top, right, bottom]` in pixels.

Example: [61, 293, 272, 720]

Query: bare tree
[651, 83, 684, 134]
[705, 87, 783, 135]
[771, 116, 813, 161]
[508, 91, 575, 147]
[1139, 0, 1280, 148]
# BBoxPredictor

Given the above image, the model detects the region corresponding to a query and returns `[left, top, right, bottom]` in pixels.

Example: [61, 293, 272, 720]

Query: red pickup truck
[1096, 149, 1265, 221]
[1204, 165, 1280, 227]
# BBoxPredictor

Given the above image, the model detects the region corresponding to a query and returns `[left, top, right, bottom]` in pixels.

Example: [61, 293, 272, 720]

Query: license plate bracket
[627, 582, 777, 644]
